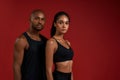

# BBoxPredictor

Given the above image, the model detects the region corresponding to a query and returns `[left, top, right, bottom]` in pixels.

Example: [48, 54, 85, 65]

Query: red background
[0, 0, 120, 80]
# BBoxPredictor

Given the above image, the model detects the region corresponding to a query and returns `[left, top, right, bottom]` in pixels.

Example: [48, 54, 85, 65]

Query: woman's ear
[54, 22, 56, 27]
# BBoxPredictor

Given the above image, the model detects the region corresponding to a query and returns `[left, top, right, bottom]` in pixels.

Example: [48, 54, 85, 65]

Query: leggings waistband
[53, 70, 71, 75]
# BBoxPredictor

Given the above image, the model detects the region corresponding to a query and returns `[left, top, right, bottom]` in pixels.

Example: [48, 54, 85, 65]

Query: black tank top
[53, 38, 74, 63]
[21, 32, 47, 80]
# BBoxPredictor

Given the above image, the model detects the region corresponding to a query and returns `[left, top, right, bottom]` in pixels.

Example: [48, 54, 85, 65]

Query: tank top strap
[23, 32, 31, 44]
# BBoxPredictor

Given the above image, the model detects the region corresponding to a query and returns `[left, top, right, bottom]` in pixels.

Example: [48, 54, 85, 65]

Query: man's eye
[41, 18, 45, 21]
[35, 17, 39, 20]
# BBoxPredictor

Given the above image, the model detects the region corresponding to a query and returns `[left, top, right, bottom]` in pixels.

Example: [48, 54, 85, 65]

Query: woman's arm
[71, 72, 73, 80]
[46, 39, 56, 80]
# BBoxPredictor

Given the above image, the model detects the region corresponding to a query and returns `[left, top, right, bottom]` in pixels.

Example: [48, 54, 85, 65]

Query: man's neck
[27, 29, 40, 36]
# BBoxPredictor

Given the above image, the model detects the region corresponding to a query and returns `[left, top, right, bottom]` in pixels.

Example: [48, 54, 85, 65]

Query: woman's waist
[55, 61, 73, 73]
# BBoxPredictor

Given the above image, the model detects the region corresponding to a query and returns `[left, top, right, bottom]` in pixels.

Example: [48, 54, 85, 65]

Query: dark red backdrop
[0, 0, 120, 80]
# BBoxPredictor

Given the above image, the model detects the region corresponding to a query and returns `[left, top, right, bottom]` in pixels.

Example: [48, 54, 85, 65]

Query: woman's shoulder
[46, 38, 57, 45]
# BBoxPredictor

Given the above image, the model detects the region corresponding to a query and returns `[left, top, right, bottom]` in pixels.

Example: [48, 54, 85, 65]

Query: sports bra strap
[52, 37, 70, 48]
[52, 37, 59, 43]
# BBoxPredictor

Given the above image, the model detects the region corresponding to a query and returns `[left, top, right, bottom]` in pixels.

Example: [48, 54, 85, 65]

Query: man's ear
[29, 17, 32, 22]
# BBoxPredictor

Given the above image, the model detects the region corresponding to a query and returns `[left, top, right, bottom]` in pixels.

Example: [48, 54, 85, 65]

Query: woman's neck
[53, 34, 64, 40]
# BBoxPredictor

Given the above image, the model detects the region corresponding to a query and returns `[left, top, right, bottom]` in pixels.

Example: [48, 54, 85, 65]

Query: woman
[46, 11, 74, 80]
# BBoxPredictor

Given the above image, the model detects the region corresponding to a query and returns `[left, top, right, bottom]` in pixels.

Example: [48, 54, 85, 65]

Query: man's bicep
[14, 38, 26, 66]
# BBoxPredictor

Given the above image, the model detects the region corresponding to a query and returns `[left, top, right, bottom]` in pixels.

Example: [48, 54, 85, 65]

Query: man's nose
[38, 19, 42, 23]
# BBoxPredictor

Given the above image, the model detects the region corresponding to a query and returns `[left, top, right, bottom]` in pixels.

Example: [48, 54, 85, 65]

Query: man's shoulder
[17, 32, 26, 40]
[15, 32, 27, 44]
[14, 32, 30, 52]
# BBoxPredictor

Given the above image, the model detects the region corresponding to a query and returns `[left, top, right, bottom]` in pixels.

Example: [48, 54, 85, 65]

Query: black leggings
[53, 70, 71, 80]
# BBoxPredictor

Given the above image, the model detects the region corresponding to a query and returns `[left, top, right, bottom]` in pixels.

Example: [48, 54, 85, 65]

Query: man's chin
[32, 25, 44, 31]
[36, 28, 44, 31]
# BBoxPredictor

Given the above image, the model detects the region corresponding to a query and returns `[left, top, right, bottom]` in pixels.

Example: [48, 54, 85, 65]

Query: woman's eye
[57, 20, 69, 25]
[59, 22, 63, 24]
[65, 22, 69, 25]
[57, 21, 63, 24]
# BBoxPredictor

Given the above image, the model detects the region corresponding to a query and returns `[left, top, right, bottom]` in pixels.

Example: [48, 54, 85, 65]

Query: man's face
[30, 12, 45, 31]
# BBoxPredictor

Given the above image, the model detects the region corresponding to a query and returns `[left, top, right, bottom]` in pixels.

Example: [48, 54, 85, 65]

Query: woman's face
[54, 15, 70, 34]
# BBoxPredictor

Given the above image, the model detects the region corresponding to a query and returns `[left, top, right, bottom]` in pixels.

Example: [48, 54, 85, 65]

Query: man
[13, 9, 47, 80]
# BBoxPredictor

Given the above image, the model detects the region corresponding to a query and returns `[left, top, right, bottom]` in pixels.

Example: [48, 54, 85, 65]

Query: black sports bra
[53, 38, 74, 63]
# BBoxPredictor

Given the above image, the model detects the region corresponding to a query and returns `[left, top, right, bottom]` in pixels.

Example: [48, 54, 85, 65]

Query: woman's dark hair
[50, 11, 70, 37]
